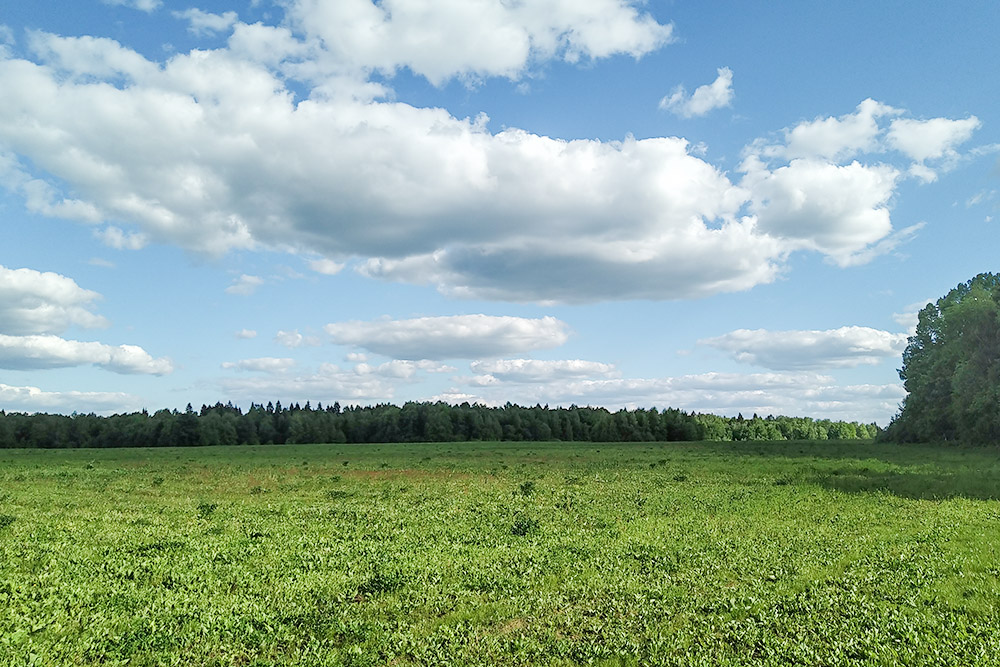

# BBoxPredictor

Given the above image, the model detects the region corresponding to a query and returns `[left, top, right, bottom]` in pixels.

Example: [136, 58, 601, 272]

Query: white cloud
[225, 274, 264, 296]
[0, 382, 142, 414]
[659, 67, 733, 118]
[96, 226, 148, 250]
[741, 156, 899, 266]
[354, 359, 455, 378]
[286, 0, 673, 87]
[219, 356, 455, 404]
[469, 358, 619, 383]
[94, 225, 149, 250]
[101, 0, 162, 13]
[443, 370, 904, 424]
[0, 152, 103, 223]
[781, 98, 899, 161]
[219, 361, 400, 403]
[26, 30, 159, 82]
[0, 265, 172, 376]
[221, 357, 296, 373]
[235, 328, 258, 339]
[325, 314, 570, 359]
[173, 9, 239, 37]
[274, 329, 322, 348]
[966, 189, 997, 207]
[308, 258, 345, 275]
[0, 334, 173, 374]
[0, 8, 981, 304]
[699, 327, 909, 370]
[887, 116, 981, 163]
[0, 264, 108, 334]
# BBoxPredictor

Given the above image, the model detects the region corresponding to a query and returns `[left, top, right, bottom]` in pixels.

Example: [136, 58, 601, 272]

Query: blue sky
[1, 0, 997, 423]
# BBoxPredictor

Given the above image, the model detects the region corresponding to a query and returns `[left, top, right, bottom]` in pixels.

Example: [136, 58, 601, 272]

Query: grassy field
[1, 439, 999, 665]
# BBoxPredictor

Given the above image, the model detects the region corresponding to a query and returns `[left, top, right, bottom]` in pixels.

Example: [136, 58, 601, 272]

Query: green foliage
[0, 402, 877, 449]
[509, 513, 540, 536]
[888, 272, 1000, 443]
[196, 502, 217, 519]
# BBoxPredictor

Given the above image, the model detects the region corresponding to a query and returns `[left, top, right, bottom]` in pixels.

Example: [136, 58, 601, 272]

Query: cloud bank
[700, 327, 909, 370]
[0, 6, 981, 304]
[325, 314, 570, 360]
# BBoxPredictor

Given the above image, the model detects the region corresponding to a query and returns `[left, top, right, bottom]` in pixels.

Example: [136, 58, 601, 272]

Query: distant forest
[0, 401, 878, 448]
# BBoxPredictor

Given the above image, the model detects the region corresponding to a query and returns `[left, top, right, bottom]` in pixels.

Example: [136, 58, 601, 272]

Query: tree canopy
[0, 401, 877, 449]
[888, 272, 1000, 443]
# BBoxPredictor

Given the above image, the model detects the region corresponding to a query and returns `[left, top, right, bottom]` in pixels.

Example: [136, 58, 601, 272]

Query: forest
[0, 400, 879, 449]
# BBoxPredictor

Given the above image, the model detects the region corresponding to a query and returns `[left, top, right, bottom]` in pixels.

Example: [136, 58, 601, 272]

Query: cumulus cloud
[887, 116, 981, 163]
[752, 102, 981, 184]
[0, 264, 171, 376]
[0, 382, 143, 414]
[469, 358, 619, 383]
[0, 334, 173, 374]
[101, 0, 162, 13]
[740, 157, 899, 266]
[354, 359, 455, 378]
[285, 0, 673, 86]
[0, 6, 982, 304]
[780, 98, 900, 161]
[219, 362, 400, 403]
[96, 226, 148, 250]
[173, 9, 239, 37]
[659, 67, 733, 118]
[225, 274, 264, 295]
[0, 152, 103, 223]
[274, 329, 321, 348]
[699, 326, 909, 370]
[325, 314, 570, 360]
[235, 328, 258, 339]
[445, 370, 904, 424]
[0, 264, 108, 334]
[221, 357, 296, 373]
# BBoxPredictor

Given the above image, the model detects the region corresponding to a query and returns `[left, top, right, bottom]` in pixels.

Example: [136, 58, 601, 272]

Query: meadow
[1, 439, 999, 665]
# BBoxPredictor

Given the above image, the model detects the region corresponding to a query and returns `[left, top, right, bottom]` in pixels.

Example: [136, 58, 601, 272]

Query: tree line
[885, 272, 1000, 443]
[0, 401, 878, 449]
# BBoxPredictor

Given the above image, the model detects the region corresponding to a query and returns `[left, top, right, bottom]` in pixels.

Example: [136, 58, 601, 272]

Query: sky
[1, 0, 998, 424]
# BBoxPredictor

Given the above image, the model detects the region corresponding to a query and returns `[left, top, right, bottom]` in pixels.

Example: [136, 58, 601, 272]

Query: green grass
[1, 439, 999, 665]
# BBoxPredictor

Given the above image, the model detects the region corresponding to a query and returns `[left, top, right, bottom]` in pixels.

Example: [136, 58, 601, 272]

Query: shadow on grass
[695, 439, 999, 468]
[812, 467, 1000, 501]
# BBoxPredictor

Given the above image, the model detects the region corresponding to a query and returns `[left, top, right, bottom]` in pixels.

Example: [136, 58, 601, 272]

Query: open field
[2, 440, 1000, 665]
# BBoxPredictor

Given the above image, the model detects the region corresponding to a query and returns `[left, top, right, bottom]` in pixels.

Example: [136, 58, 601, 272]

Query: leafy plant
[510, 513, 539, 536]
[196, 502, 217, 519]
